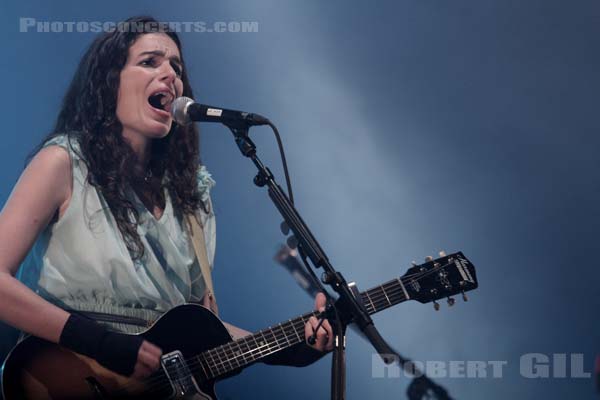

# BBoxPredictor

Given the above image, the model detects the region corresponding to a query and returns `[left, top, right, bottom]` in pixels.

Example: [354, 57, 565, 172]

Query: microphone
[171, 96, 270, 128]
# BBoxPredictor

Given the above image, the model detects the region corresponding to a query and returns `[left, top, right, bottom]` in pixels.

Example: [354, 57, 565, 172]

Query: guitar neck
[197, 278, 409, 380]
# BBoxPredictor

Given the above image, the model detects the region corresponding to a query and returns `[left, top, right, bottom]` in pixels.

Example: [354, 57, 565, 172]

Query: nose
[159, 61, 178, 87]
[158, 63, 181, 97]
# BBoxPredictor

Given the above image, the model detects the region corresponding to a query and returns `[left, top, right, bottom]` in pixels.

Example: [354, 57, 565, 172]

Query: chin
[146, 122, 173, 138]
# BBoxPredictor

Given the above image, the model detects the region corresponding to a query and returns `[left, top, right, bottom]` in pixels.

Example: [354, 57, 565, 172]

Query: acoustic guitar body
[2, 304, 232, 400]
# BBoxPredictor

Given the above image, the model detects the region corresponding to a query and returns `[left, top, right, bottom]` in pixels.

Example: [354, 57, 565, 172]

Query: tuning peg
[462, 291, 468, 302]
[447, 297, 455, 306]
[286, 235, 298, 249]
[424, 255, 433, 262]
[321, 272, 333, 284]
[280, 221, 290, 235]
[433, 300, 440, 311]
[412, 260, 427, 273]
[439, 250, 446, 257]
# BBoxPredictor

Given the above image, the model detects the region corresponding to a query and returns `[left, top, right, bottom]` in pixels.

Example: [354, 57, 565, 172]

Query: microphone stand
[276, 249, 453, 400]
[225, 123, 397, 400]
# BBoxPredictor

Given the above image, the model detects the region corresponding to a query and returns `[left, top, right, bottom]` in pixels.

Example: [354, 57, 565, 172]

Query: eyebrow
[137, 50, 182, 67]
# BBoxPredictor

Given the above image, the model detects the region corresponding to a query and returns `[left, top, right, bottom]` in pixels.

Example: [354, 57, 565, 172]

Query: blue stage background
[1, 1, 599, 399]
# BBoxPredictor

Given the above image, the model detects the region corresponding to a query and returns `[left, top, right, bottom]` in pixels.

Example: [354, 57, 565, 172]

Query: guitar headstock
[401, 251, 478, 309]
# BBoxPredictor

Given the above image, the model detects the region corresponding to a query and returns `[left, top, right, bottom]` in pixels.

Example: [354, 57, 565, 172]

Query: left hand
[304, 292, 334, 352]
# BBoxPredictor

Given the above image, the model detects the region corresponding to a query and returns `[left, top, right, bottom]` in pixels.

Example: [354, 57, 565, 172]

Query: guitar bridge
[161, 350, 205, 399]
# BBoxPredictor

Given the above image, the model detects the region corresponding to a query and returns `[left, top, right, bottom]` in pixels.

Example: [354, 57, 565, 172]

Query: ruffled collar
[197, 165, 216, 202]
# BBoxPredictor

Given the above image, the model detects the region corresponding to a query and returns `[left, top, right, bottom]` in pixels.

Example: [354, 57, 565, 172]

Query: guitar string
[126, 282, 412, 395]
[183, 279, 413, 379]
[200, 278, 414, 374]
[112, 262, 455, 396]
[188, 259, 463, 380]
[114, 297, 387, 396]
[118, 281, 437, 396]
[188, 260, 465, 377]
[191, 313, 315, 377]
[112, 313, 319, 396]
[118, 316, 315, 397]
[111, 261, 465, 395]
[141, 259, 462, 388]
[146, 288, 401, 390]
[201, 259, 463, 370]
[113, 261, 460, 396]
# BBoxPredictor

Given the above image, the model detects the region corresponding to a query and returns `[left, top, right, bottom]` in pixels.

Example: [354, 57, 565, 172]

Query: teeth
[155, 91, 174, 106]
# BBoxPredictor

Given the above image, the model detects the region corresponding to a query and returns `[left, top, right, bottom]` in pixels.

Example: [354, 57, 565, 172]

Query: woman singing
[0, 15, 332, 388]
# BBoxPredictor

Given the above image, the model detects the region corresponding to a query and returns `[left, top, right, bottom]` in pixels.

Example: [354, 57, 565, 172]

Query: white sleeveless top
[17, 134, 216, 332]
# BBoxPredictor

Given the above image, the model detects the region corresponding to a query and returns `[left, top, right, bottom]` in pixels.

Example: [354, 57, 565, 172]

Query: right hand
[132, 340, 163, 379]
[59, 314, 165, 379]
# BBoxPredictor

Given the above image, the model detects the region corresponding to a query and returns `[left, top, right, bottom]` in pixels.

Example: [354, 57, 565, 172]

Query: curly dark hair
[36, 16, 205, 260]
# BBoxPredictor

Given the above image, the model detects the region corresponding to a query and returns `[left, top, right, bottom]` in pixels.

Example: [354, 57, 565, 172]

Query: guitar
[1, 252, 477, 400]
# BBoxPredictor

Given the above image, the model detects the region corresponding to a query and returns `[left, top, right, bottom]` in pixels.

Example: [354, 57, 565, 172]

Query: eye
[170, 61, 183, 77]
[139, 57, 157, 67]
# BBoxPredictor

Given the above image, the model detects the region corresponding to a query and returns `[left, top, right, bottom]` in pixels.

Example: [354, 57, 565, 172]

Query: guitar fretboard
[196, 277, 409, 379]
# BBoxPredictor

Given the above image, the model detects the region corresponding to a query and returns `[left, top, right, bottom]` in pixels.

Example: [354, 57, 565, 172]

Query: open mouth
[148, 91, 174, 114]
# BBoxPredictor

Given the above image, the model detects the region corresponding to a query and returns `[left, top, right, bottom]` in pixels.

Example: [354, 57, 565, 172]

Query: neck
[122, 128, 150, 169]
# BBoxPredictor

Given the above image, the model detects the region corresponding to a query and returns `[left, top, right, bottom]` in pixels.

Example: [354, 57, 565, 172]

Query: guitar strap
[185, 213, 219, 316]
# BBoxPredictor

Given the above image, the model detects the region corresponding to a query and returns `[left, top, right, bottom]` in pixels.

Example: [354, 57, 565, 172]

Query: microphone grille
[171, 96, 194, 125]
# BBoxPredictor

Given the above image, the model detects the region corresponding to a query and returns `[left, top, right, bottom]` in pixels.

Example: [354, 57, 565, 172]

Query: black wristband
[59, 314, 144, 376]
